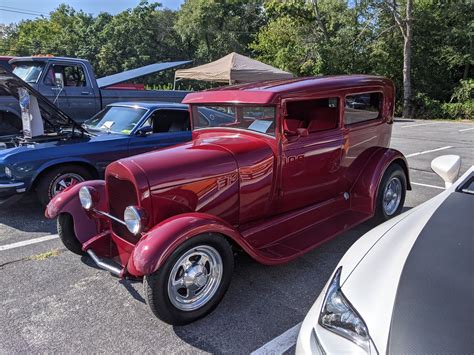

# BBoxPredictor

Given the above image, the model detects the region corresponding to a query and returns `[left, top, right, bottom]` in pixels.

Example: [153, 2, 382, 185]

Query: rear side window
[344, 92, 382, 125]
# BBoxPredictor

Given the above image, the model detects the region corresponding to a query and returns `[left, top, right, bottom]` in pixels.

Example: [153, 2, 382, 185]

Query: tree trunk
[402, 0, 413, 118]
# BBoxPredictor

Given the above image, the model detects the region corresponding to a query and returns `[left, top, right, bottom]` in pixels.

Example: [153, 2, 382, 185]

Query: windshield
[83, 106, 147, 134]
[193, 105, 276, 136]
[13, 63, 45, 83]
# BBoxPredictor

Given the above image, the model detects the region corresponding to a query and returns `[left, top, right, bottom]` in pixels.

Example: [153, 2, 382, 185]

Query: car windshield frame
[12, 63, 45, 84]
[192, 104, 277, 137]
[83, 105, 148, 135]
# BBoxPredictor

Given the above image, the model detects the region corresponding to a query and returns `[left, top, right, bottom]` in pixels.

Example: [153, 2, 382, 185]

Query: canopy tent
[173, 52, 293, 88]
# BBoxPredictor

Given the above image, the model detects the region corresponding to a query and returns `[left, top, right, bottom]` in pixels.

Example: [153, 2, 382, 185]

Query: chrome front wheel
[167, 245, 223, 311]
[144, 234, 233, 325]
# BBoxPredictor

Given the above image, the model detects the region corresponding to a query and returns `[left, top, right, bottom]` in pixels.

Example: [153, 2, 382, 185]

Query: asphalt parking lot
[1, 119, 473, 354]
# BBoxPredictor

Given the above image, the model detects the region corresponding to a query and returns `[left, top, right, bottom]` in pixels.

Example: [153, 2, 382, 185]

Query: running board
[86, 249, 123, 276]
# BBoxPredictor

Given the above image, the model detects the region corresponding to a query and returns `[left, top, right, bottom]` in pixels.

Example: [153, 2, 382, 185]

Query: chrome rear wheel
[383, 176, 402, 216]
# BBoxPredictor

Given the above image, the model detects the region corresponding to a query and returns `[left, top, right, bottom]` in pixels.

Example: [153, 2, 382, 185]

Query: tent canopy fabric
[174, 52, 293, 85]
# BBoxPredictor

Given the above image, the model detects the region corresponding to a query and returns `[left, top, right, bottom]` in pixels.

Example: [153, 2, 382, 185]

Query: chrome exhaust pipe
[86, 249, 122, 276]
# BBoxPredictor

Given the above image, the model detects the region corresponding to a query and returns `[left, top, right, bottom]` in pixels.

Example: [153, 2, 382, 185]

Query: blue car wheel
[36, 165, 93, 206]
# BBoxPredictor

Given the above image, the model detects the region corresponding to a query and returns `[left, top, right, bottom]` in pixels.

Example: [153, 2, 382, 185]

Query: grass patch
[29, 249, 60, 261]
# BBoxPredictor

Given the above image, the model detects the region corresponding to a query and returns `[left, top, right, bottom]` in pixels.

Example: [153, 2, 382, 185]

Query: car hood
[115, 131, 274, 192]
[337, 168, 474, 354]
[0, 67, 85, 134]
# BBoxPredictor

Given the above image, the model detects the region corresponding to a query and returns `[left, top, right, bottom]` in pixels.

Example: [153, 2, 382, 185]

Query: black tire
[374, 163, 407, 223]
[144, 233, 234, 325]
[36, 165, 93, 207]
[57, 213, 84, 255]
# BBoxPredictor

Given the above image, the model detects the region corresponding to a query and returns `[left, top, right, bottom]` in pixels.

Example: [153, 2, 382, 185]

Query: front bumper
[0, 181, 26, 206]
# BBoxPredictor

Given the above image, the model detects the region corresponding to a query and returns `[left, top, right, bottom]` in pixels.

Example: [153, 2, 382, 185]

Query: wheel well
[31, 162, 99, 191]
[390, 158, 411, 190]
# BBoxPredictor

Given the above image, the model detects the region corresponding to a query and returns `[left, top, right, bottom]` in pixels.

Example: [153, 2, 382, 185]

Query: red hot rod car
[46, 75, 410, 325]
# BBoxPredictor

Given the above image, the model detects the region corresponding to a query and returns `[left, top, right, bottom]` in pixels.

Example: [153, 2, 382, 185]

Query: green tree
[175, 0, 266, 63]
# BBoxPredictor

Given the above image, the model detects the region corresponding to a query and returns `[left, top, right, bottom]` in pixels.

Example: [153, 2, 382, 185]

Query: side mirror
[431, 155, 461, 188]
[136, 126, 153, 136]
[54, 73, 64, 88]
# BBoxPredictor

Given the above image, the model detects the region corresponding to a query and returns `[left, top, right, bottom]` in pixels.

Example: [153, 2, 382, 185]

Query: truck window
[12, 63, 45, 83]
[44, 65, 87, 87]
[344, 92, 382, 125]
[284, 97, 339, 134]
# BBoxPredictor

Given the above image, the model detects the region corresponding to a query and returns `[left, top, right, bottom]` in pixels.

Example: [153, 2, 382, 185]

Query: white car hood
[338, 188, 454, 354]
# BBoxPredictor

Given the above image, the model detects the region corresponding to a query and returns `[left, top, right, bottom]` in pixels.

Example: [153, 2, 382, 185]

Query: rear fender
[127, 213, 248, 277]
[45, 180, 107, 244]
[350, 148, 410, 215]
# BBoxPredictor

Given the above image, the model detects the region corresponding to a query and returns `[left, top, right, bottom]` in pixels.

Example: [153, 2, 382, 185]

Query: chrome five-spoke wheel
[168, 245, 223, 311]
[144, 234, 233, 325]
[383, 176, 402, 216]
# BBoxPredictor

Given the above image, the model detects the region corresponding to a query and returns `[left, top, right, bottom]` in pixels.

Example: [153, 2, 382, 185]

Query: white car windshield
[84, 106, 147, 135]
[193, 105, 276, 136]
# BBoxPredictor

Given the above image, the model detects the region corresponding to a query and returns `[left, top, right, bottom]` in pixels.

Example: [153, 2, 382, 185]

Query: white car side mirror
[431, 155, 461, 188]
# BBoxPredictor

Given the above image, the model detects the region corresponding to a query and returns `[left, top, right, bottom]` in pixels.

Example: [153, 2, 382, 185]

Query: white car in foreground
[296, 155, 473, 354]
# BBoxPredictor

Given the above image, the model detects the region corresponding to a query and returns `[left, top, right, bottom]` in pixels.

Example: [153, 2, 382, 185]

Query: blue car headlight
[319, 267, 372, 353]
[4, 166, 12, 178]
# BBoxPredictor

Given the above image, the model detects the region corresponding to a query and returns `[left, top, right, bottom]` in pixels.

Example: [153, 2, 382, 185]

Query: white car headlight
[79, 186, 94, 210]
[124, 206, 146, 235]
[4, 166, 12, 178]
[319, 267, 371, 353]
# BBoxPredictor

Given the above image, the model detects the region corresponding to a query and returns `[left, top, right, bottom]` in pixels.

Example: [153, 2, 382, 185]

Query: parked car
[296, 155, 473, 355]
[0, 56, 191, 137]
[0, 68, 192, 206]
[46, 75, 410, 325]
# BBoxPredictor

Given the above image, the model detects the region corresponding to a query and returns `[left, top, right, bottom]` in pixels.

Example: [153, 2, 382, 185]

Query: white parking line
[0, 234, 59, 251]
[459, 127, 474, 132]
[411, 182, 445, 190]
[400, 122, 437, 128]
[251, 322, 301, 355]
[405, 146, 452, 158]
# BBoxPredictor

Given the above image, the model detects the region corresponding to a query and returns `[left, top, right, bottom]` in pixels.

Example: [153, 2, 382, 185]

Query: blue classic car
[0, 68, 192, 206]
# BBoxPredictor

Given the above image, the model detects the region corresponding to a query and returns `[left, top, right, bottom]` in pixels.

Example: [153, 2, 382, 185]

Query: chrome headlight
[124, 206, 146, 235]
[319, 267, 371, 353]
[79, 186, 94, 210]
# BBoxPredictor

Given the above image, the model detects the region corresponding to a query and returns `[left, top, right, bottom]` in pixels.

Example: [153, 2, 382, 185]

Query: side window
[44, 65, 87, 87]
[284, 97, 339, 134]
[344, 92, 382, 125]
[150, 110, 190, 134]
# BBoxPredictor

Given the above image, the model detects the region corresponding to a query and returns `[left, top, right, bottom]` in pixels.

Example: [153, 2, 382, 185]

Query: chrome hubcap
[383, 177, 402, 216]
[51, 173, 84, 197]
[168, 245, 222, 311]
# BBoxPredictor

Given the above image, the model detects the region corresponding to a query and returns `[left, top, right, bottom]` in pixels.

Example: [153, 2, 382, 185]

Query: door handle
[81, 91, 91, 95]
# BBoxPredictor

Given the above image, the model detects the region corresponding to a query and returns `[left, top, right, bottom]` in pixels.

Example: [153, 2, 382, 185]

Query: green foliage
[174, 0, 266, 63]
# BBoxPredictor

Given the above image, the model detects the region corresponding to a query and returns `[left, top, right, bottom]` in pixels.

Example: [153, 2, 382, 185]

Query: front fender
[45, 180, 107, 244]
[350, 148, 410, 215]
[127, 213, 246, 277]
[32, 157, 98, 184]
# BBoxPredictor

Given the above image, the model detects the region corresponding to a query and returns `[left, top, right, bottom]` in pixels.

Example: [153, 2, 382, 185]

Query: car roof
[183, 75, 393, 105]
[106, 102, 188, 110]
[9, 56, 90, 65]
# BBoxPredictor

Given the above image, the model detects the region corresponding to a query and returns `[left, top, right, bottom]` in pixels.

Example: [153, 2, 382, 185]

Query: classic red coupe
[46, 75, 410, 325]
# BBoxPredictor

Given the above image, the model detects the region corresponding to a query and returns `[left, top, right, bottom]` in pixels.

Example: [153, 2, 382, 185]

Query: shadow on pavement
[0, 193, 56, 234]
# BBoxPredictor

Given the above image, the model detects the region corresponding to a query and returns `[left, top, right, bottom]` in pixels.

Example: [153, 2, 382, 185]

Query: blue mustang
[0, 69, 193, 206]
